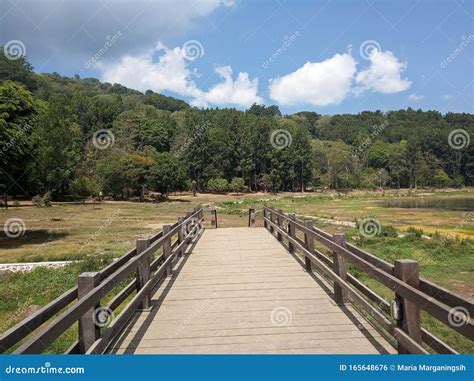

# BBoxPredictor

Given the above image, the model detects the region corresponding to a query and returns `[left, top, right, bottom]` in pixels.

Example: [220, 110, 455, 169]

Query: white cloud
[99, 42, 260, 108]
[268, 53, 357, 106]
[408, 94, 424, 101]
[355, 50, 411, 94]
[442, 94, 454, 101]
[192, 65, 262, 107]
[100, 42, 200, 97]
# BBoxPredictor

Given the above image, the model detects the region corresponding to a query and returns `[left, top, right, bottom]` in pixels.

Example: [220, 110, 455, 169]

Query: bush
[32, 192, 52, 207]
[379, 225, 398, 237]
[207, 178, 229, 193]
[71, 176, 99, 200]
[407, 227, 423, 238]
[230, 177, 245, 194]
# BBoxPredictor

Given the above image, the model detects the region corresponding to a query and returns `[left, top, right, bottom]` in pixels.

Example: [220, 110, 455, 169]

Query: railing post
[288, 213, 295, 253]
[304, 221, 314, 272]
[248, 208, 255, 227]
[136, 239, 151, 310]
[78, 272, 100, 353]
[263, 208, 268, 229]
[163, 224, 172, 276]
[394, 259, 422, 354]
[276, 209, 283, 241]
[269, 209, 274, 234]
[332, 233, 348, 305]
[178, 217, 185, 256]
[210, 207, 218, 228]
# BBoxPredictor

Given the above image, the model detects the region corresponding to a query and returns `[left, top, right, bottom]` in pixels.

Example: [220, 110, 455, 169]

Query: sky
[1, 0, 473, 115]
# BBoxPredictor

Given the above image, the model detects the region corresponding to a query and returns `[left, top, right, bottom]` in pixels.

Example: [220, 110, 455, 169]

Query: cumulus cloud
[355, 50, 411, 94]
[99, 42, 261, 108]
[268, 48, 411, 107]
[268, 53, 357, 106]
[192, 65, 262, 107]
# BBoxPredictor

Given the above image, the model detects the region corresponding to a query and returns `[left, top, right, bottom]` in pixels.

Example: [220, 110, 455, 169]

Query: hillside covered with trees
[1, 52, 473, 201]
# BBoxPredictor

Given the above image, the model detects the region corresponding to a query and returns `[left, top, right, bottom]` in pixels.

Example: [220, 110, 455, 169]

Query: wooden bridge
[1, 207, 473, 354]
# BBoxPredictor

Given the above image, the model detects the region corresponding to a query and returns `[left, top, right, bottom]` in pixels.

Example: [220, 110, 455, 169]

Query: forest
[1, 51, 473, 202]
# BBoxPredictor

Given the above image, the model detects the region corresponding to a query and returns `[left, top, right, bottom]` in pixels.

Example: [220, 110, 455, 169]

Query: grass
[0, 189, 472, 353]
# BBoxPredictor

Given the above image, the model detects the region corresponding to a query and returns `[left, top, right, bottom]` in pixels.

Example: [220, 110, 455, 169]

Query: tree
[71, 176, 99, 201]
[148, 153, 187, 196]
[0, 49, 36, 90]
[230, 177, 245, 194]
[0, 81, 37, 197]
[96, 153, 153, 199]
[247, 103, 281, 117]
[433, 169, 451, 188]
[138, 111, 175, 152]
[207, 178, 229, 193]
[388, 141, 409, 188]
[28, 97, 83, 198]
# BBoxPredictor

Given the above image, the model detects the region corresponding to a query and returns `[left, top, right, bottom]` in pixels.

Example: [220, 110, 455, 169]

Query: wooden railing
[0, 208, 205, 354]
[262, 206, 473, 354]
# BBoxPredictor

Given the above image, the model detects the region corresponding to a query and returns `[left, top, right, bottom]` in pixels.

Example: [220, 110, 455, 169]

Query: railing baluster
[304, 220, 314, 272]
[276, 209, 283, 241]
[210, 207, 218, 228]
[288, 213, 296, 253]
[177, 217, 185, 257]
[248, 207, 256, 227]
[136, 239, 151, 310]
[163, 225, 172, 276]
[394, 259, 422, 354]
[78, 272, 100, 353]
[332, 233, 348, 305]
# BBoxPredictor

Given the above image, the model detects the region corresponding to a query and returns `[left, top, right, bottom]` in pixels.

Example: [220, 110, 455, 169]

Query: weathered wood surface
[108, 228, 395, 354]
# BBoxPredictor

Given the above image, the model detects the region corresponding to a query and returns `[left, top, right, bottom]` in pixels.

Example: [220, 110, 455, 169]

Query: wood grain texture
[108, 228, 395, 354]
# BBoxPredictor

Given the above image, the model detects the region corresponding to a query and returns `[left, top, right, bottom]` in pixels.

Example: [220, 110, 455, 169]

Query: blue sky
[1, 0, 473, 114]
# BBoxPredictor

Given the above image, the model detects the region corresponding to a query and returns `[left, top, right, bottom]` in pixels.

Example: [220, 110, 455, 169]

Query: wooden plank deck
[108, 227, 395, 354]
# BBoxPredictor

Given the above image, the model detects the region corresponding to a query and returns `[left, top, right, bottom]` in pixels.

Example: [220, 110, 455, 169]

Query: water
[382, 197, 474, 211]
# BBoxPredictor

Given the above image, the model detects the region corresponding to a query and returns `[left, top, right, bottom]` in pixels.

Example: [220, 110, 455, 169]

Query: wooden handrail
[263, 206, 473, 353]
[0, 208, 204, 354]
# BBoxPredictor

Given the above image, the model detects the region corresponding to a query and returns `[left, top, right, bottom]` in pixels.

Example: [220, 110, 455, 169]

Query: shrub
[379, 225, 398, 237]
[230, 177, 245, 194]
[207, 178, 229, 193]
[407, 227, 423, 238]
[32, 192, 52, 207]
